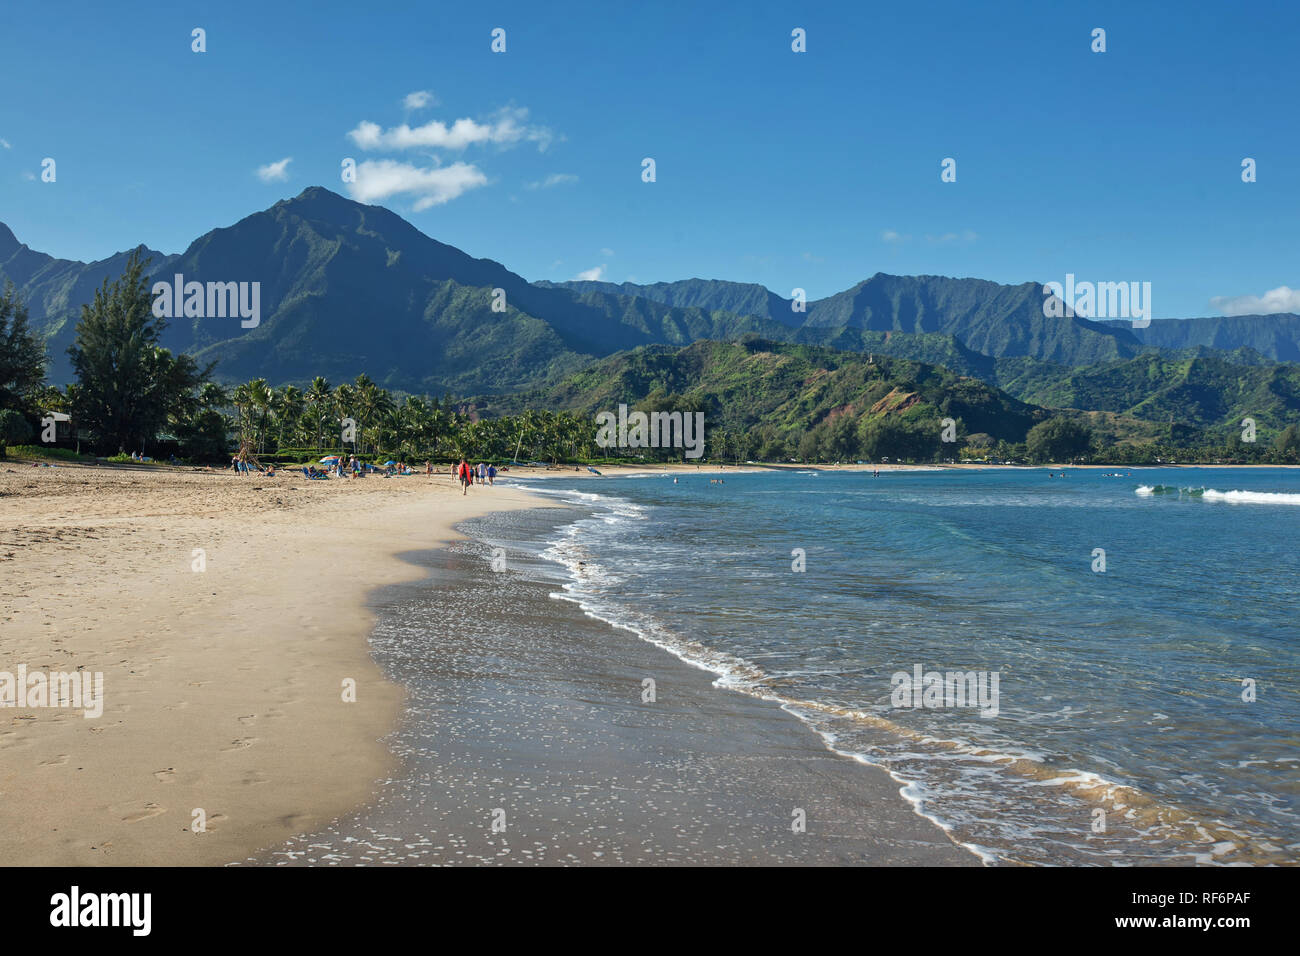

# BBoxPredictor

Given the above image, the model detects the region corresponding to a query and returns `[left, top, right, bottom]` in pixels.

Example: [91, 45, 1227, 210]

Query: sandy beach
[0, 461, 541, 865]
[1, 458, 977, 866]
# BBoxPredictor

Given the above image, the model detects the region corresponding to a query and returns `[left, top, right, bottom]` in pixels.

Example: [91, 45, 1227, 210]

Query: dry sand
[0, 461, 541, 865]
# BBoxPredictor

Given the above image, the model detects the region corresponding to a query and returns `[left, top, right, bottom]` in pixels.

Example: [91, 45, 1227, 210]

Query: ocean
[505, 467, 1300, 865]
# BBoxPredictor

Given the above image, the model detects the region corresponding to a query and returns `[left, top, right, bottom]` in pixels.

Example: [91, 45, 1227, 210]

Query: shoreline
[6, 461, 1292, 865]
[251, 508, 977, 866]
[0, 463, 543, 865]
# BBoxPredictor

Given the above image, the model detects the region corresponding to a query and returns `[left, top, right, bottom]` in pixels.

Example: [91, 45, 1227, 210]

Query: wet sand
[255, 512, 976, 866]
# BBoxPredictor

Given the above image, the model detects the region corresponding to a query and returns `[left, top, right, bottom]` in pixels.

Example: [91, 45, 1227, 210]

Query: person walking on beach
[457, 458, 470, 495]
[487, 463, 496, 486]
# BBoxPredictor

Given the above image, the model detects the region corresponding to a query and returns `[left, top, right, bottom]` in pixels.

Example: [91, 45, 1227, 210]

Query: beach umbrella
[320, 455, 340, 464]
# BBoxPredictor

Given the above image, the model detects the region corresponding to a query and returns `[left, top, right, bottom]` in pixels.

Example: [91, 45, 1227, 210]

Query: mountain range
[3, 187, 1299, 435]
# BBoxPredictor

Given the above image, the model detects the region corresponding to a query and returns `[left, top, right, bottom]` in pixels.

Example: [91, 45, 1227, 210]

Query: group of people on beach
[453, 459, 497, 494]
[230, 456, 275, 476]
[228, 454, 507, 488]
[319, 456, 421, 478]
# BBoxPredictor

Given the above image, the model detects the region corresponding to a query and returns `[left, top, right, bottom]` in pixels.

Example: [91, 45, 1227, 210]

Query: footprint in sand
[38, 754, 70, 767]
[122, 803, 166, 823]
[194, 812, 229, 833]
[221, 737, 258, 752]
[153, 768, 175, 782]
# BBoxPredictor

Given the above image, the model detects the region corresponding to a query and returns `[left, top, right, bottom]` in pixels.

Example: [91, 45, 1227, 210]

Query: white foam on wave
[1135, 484, 1300, 505]
[792, 711, 999, 865]
[1202, 488, 1300, 505]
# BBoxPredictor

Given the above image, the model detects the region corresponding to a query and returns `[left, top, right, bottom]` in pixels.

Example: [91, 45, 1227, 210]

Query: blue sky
[1, 0, 1297, 317]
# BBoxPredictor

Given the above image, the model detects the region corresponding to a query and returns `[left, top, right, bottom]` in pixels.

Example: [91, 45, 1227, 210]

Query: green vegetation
[0, 409, 34, 458]
[0, 286, 46, 459]
[1026, 418, 1093, 463]
[998, 352, 1300, 435]
[6, 242, 1299, 467]
[65, 252, 210, 455]
[3, 445, 96, 462]
[480, 338, 1044, 463]
[1, 284, 46, 416]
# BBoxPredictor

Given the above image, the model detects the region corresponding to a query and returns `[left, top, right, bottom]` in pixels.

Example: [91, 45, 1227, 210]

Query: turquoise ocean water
[513, 467, 1299, 865]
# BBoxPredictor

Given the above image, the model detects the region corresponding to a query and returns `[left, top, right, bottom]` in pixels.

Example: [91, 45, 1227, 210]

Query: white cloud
[925, 230, 979, 243]
[1211, 285, 1300, 316]
[256, 157, 293, 182]
[526, 172, 579, 189]
[0, 138, 10, 150]
[346, 158, 488, 211]
[349, 106, 555, 152]
[802, 251, 824, 263]
[881, 230, 910, 244]
[403, 90, 437, 111]
[22, 170, 35, 181]
[600, 247, 614, 258]
[575, 265, 606, 281]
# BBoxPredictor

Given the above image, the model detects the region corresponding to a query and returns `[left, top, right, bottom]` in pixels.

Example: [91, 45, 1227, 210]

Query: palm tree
[231, 381, 258, 449]
[274, 385, 305, 451]
[518, 408, 544, 462]
[333, 383, 357, 452]
[197, 381, 230, 411]
[247, 378, 273, 453]
[305, 377, 332, 450]
[379, 405, 406, 458]
[354, 380, 393, 455]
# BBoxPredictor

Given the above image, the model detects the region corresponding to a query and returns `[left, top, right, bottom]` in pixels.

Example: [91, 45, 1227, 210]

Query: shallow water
[252, 506, 973, 866]
[511, 467, 1300, 865]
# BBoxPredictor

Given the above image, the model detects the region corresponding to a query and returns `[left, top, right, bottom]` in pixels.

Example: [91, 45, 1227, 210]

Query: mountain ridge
[4, 187, 1300, 399]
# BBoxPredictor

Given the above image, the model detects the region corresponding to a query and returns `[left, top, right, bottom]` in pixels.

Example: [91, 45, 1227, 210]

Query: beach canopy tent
[383, 460, 395, 466]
